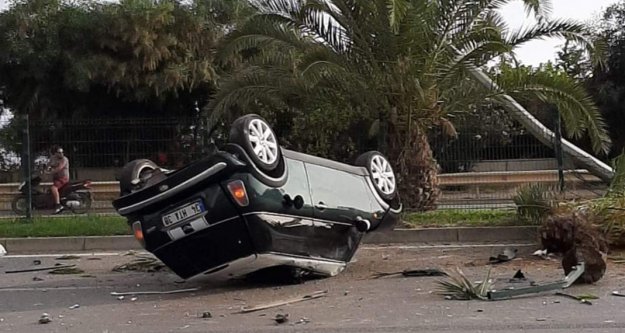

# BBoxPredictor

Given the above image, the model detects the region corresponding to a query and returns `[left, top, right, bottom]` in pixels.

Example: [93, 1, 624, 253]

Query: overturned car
[112, 114, 401, 280]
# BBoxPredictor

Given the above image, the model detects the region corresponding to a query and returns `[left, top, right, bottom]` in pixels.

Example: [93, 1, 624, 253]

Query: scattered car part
[511, 269, 526, 281]
[0, 244, 6, 256]
[487, 263, 585, 301]
[38, 313, 51, 324]
[274, 313, 289, 324]
[488, 247, 517, 264]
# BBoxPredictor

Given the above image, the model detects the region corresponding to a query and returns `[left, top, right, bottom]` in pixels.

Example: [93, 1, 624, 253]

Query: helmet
[50, 145, 63, 154]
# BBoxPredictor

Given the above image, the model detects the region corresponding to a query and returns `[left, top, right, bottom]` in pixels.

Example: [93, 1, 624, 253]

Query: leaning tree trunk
[388, 127, 440, 211]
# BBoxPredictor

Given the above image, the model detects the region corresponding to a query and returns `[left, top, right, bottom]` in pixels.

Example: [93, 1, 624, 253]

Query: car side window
[282, 159, 310, 201]
[305, 163, 375, 221]
[246, 158, 314, 216]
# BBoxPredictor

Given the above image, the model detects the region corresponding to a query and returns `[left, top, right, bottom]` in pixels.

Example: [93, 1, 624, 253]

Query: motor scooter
[11, 173, 93, 215]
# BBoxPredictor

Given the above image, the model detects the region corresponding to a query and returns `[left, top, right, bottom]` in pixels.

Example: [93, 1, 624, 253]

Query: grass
[402, 209, 520, 228]
[0, 209, 523, 238]
[0, 215, 131, 238]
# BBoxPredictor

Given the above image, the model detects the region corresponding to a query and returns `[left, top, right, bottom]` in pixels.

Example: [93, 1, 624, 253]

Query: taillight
[227, 180, 249, 206]
[132, 221, 145, 247]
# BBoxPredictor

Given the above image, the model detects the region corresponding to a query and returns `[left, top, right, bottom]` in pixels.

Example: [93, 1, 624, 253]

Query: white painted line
[362, 243, 536, 250]
[0, 286, 114, 292]
[2, 251, 149, 258]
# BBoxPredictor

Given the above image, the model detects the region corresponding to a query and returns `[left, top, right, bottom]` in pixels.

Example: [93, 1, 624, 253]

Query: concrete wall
[0, 167, 119, 182]
[471, 157, 575, 172]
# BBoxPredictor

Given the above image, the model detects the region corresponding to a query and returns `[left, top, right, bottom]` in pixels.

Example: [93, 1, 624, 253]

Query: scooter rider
[45, 145, 70, 214]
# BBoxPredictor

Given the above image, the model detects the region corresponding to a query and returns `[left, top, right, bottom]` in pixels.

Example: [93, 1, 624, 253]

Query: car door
[305, 163, 376, 225]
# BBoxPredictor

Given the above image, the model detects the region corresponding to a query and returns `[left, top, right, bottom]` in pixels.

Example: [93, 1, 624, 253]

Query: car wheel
[355, 151, 397, 201]
[229, 114, 282, 173]
[119, 159, 160, 196]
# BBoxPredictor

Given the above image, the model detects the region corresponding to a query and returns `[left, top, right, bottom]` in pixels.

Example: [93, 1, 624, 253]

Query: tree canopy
[0, 0, 232, 118]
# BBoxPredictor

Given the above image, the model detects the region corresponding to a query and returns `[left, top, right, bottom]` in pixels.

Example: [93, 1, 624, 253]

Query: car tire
[355, 151, 397, 201]
[229, 114, 282, 173]
[119, 159, 160, 196]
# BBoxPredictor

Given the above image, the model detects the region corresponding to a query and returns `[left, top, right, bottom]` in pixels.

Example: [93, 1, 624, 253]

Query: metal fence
[0, 115, 608, 211]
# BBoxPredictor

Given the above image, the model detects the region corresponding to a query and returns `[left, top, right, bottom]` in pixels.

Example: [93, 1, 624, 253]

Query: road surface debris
[238, 290, 328, 313]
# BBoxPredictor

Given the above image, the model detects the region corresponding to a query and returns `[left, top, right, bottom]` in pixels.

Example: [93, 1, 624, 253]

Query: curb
[364, 226, 538, 244]
[0, 226, 539, 254]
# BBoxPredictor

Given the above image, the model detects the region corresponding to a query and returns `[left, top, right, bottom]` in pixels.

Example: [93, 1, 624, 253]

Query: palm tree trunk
[466, 66, 614, 182]
[390, 128, 440, 211]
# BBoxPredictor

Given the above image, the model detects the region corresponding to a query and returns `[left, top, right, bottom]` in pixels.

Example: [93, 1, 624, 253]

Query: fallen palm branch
[237, 290, 328, 313]
[5, 264, 76, 274]
[112, 257, 167, 273]
[555, 292, 597, 305]
[435, 267, 492, 300]
[371, 268, 447, 279]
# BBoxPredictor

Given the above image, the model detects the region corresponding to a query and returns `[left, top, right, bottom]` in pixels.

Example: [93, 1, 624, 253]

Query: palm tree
[208, 0, 611, 210]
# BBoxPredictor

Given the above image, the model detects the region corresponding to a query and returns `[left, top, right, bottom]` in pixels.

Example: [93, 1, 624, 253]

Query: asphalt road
[2, 245, 625, 333]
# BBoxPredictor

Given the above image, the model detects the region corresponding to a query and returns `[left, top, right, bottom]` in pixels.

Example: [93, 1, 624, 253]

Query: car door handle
[315, 202, 328, 210]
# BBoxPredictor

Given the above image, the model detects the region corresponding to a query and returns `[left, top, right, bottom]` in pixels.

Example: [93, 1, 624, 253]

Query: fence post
[554, 109, 565, 193]
[20, 114, 33, 221]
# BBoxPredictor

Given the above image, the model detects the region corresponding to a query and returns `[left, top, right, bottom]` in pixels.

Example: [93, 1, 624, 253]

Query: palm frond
[387, 0, 409, 34]
[521, 0, 553, 21]
[436, 267, 492, 301]
[608, 152, 625, 196]
[506, 19, 589, 50]
[205, 65, 302, 120]
[216, 13, 307, 64]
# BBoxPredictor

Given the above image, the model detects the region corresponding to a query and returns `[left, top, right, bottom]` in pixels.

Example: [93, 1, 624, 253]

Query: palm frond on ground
[436, 267, 492, 301]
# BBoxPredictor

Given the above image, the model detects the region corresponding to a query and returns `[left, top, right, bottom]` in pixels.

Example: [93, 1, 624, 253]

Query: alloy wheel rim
[370, 155, 395, 195]
[248, 119, 278, 165]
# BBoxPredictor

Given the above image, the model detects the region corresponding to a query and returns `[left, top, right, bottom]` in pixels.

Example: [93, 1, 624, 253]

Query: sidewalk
[0, 226, 538, 254]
